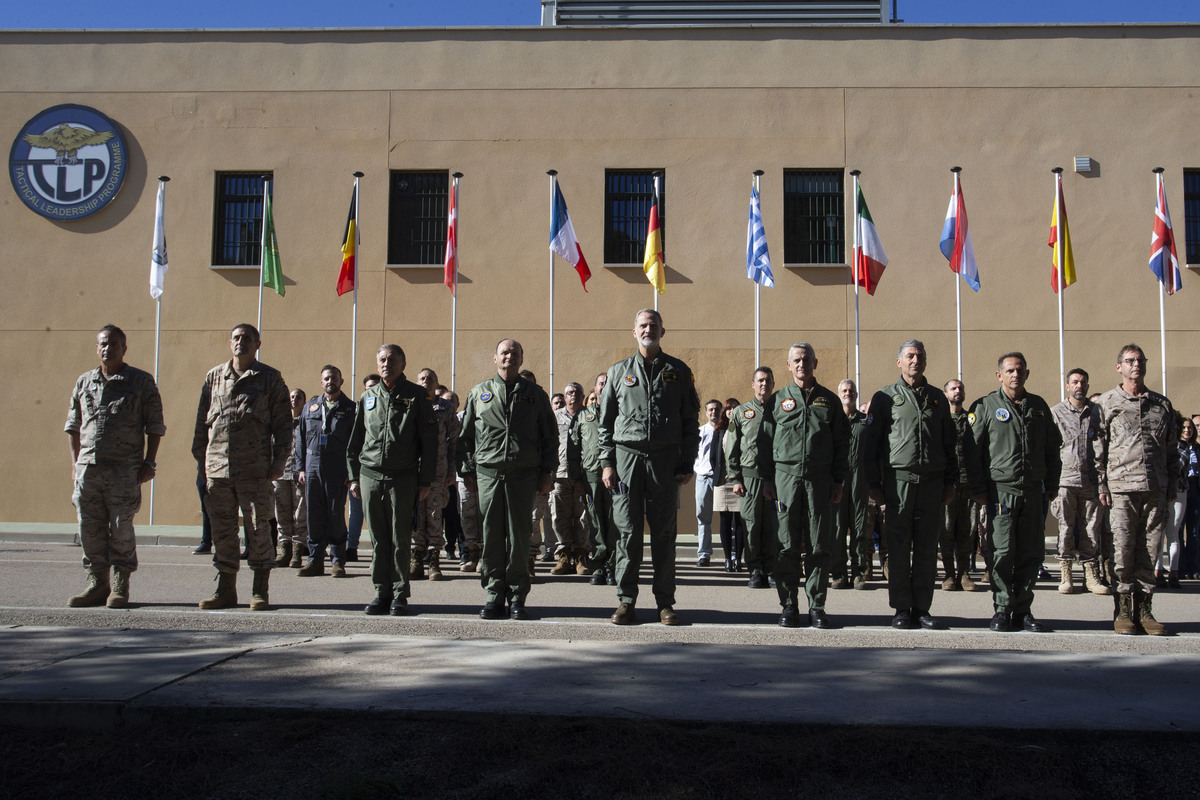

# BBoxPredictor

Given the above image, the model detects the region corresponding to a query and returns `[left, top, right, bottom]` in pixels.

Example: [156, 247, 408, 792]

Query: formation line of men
[65, 315, 1178, 635]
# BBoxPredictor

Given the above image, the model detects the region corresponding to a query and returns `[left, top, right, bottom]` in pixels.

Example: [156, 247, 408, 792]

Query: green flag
[261, 191, 285, 297]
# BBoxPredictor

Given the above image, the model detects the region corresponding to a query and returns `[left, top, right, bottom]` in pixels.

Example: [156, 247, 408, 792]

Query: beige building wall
[1, 24, 1198, 528]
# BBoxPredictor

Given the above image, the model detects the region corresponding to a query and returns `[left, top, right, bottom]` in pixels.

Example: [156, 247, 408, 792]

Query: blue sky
[4, 0, 1197, 29]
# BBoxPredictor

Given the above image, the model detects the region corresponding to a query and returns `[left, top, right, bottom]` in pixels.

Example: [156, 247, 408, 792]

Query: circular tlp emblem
[9, 104, 128, 220]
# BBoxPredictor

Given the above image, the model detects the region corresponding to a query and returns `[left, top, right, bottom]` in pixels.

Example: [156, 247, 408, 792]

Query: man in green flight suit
[759, 344, 850, 629]
[724, 366, 776, 589]
[866, 339, 957, 630]
[831, 378, 872, 590]
[966, 352, 1061, 632]
[457, 339, 557, 620]
[599, 309, 700, 626]
[347, 344, 439, 616]
[569, 372, 620, 586]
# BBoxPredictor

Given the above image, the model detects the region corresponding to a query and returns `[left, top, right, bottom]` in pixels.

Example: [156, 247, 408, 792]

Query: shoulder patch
[995, 408, 1011, 422]
[623, 375, 638, 387]
[780, 398, 797, 412]
[967, 412, 976, 426]
[480, 390, 493, 403]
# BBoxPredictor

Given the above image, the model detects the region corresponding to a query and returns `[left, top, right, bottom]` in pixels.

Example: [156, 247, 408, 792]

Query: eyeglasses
[1121, 358, 1147, 366]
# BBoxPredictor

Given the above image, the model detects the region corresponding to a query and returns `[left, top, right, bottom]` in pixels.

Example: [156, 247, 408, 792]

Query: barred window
[388, 171, 450, 265]
[604, 169, 664, 264]
[783, 169, 844, 265]
[1184, 169, 1200, 265]
[212, 172, 271, 266]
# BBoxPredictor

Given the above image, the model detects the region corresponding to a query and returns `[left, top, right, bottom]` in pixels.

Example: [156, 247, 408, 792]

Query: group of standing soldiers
[65, 315, 1179, 635]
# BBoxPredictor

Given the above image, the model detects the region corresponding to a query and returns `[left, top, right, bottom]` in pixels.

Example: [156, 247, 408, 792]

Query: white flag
[150, 181, 168, 299]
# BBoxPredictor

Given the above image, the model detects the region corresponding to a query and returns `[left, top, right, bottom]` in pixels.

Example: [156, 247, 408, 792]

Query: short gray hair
[897, 339, 925, 359]
[789, 342, 816, 360]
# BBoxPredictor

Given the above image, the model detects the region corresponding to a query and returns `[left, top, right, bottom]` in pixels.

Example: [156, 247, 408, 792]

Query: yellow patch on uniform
[812, 397, 829, 407]
[663, 371, 678, 382]
[967, 412, 977, 426]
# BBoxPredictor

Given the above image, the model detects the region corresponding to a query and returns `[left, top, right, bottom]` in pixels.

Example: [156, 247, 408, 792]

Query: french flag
[1149, 172, 1181, 295]
[550, 182, 591, 291]
[939, 177, 980, 292]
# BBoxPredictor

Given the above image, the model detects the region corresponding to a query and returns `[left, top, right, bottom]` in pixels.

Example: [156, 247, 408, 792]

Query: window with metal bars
[212, 172, 272, 266]
[388, 171, 450, 265]
[783, 169, 844, 265]
[604, 169, 664, 264]
[1185, 169, 1200, 265]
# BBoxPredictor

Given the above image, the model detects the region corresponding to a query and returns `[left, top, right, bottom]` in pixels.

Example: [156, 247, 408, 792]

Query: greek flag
[746, 184, 774, 288]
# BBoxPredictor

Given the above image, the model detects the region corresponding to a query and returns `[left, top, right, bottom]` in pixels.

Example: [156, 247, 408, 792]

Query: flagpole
[150, 174, 169, 525]
[753, 171, 764, 366]
[1053, 167, 1065, 402]
[547, 170, 559, 391]
[258, 178, 268, 343]
[1153, 167, 1168, 394]
[849, 170, 861, 392]
[951, 167, 963, 380]
[653, 173, 661, 312]
[451, 172, 462, 392]
[351, 172, 362, 392]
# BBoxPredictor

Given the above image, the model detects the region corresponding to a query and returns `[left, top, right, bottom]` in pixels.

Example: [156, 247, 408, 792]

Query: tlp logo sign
[9, 104, 128, 221]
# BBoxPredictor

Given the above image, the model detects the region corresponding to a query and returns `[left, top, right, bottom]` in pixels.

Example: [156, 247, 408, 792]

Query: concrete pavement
[2, 536, 1199, 732]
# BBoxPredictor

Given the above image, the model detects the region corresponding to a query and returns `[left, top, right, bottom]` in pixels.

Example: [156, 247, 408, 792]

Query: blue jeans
[695, 474, 714, 558]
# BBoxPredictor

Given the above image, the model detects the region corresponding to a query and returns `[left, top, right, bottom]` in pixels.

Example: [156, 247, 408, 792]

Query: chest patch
[480, 391, 493, 403]
[995, 408, 1011, 422]
[663, 371, 678, 383]
[364, 396, 376, 411]
[584, 410, 595, 421]
[743, 409, 756, 420]
[308, 403, 319, 413]
[892, 394, 905, 407]
[780, 398, 797, 412]
[624, 375, 638, 387]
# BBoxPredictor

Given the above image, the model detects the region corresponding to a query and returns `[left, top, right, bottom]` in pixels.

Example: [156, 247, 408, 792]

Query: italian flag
[853, 183, 888, 296]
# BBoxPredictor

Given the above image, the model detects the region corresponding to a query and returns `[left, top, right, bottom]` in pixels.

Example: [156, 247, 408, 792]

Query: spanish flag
[1049, 180, 1076, 293]
[336, 183, 358, 296]
[643, 190, 665, 294]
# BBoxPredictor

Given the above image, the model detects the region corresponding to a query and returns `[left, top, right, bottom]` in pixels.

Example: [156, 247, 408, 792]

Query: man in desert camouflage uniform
[1096, 344, 1178, 635]
[411, 368, 458, 582]
[65, 324, 165, 608]
[193, 323, 292, 611]
[1049, 368, 1109, 595]
[550, 381, 593, 575]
